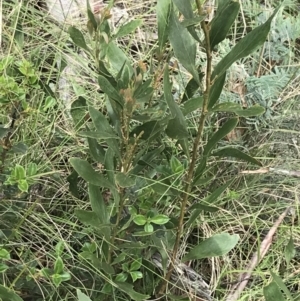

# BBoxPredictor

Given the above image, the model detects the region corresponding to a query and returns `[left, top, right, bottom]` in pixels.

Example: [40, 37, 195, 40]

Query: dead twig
[240, 167, 300, 178]
[225, 206, 291, 301]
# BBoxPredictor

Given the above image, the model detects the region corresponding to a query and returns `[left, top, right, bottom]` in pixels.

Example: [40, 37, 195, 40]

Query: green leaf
[204, 118, 238, 156]
[75, 209, 98, 227]
[131, 120, 167, 141]
[115, 172, 136, 188]
[115, 20, 142, 39]
[43, 96, 56, 111]
[67, 170, 79, 198]
[68, 27, 90, 52]
[0, 127, 9, 139]
[263, 281, 286, 301]
[0, 263, 9, 273]
[69, 158, 114, 189]
[144, 223, 154, 233]
[211, 7, 281, 80]
[104, 146, 115, 186]
[130, 271, 143, 282]
[115, 281, 150, 301]
[130, 259, 142, 271]
[212, 147, 262, 166]
[87, 138, 105, 163]
[182, 96, 203, 116]
[157, 0, 171, 54]
[134, 79, 154, 103]
[91, 256, 115, 274]
[191, 179, 234, 208]
[71, 96, 87, 130]
[133, 215, 147, 226]
[27, 162, 37, 176]
[106, 42, 133, 76]
[54, 256, 64, 274]
[164, 67, 188, 139]
[173, 0, 201, 42]
[11, 142, 28, 154]
[181, 16, 206, 28]
[52, 272, 71, 286]
[0, 284, 24, 301]
[182, 69, 204, 102]
[235, 106, 265, 117]
[98, 76, 123, 108]
[88, 106, 121, 159]
[211, 102, 241, 112]
[150, 215, 170, 225]
[13, 21, 24, 48]
[285, 236, 296, 266]
[55, 241, 65, 257]
[13, 164, 25, 179]
[18, 180, 28, 192]
[212, 102, 265, 117]
[116, 273, 128, 282]
[87, 1, 97, 31]
[0, 249, 10, 260]
[270, 271, 293, 300]
[182, 233, 239, 261]
[169, 5, 199, 83]
[209, 0, 240, 49]
[208, 72, 226, 109]
[77, 289, 92, 301]
[78, 130, 119, 140]
[187, 206, 221, 227]
[88, 184, 109, 227]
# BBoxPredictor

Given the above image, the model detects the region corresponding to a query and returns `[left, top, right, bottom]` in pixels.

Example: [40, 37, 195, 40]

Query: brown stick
[225, 206, 291, 301]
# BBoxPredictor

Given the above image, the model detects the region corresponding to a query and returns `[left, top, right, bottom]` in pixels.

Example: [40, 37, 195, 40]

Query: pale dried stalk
[241, 167, 300, 178]
[225, 206, 291, 301]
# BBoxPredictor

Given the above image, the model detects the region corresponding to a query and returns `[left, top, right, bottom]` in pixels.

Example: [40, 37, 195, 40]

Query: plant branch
[158, 2, 213, 295]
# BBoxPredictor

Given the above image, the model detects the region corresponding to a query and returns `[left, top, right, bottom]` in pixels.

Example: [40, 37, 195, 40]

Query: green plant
[63, 0, 284, 300]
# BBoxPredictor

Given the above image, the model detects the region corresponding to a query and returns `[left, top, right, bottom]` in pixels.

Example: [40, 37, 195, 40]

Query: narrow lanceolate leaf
[69, 158, 113, 189]
[115, 172, 136, 188]
[212, 147, 262, 166]
[168, 5, 199, 84]
[68, 27, 90, 52]
[235, 105, 265, 117]
[182, 233, 239, 261]
[157, 0, 171, 54]
[204, 118, 238, 156]
[181, 16, 206, 28]
[212, 102, 265, 117]
[190, 179, 234, 209]
[88, 184, 109, 224]
[182, 96, 204, 116]
[115, 281, 150, 301]
[263, 281, 286, 301]
[98, 76, 124, 108]
[0, 284, 24, 301]
[88, 106, 121, 159]
[211, 6, 281, 80]
[115, 20, 143, 39]
[270, 271, 293, 300]
[285, 236, 296, 266]
[164, 67, 189, 139]
[173, 0, 201, 42]
[78, 130, 119, 140]
[209, 0, 240, 49]
[208, 72, 226, 109]
[106, 42, 133, 77]
[71, 96, 87, 130]
[182, 69, 204, 102]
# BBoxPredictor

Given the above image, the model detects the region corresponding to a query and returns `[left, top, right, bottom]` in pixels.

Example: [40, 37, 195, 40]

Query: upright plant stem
[159, 1, 213, 294]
